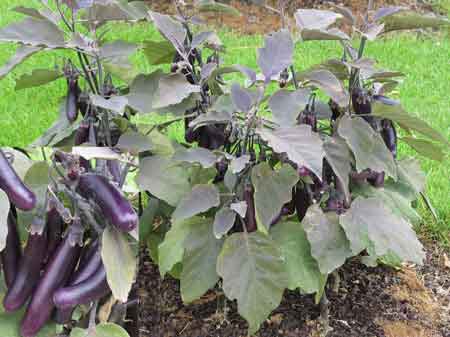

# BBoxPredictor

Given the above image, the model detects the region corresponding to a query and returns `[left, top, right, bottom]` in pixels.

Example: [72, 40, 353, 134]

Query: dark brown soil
[138, 241, 450, 337]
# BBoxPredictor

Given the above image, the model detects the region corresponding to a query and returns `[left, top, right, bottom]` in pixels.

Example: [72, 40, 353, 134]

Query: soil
[138, 240, 450, 337]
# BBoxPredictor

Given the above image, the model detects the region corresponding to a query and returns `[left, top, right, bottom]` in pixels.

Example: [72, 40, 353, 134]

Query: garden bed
[138, 241, 450, 337]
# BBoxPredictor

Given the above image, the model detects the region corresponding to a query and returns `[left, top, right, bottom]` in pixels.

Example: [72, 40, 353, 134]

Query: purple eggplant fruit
[74, 120, 90, 146]
[367, 171, 385, 188]
[3, 230, 48, 312]
[381, 119, 397, 158]
[66, 78, 80, 122]
[1, 212, 22, 288]
[53, 265, 110, 310]
[20, 224, 82, 337]
[77, 173, 138, 232]
[0, 150, 36, 211]
[244, 184, 257, 233]
[295, 186, 311, 222]
[45, 208, 63, 264]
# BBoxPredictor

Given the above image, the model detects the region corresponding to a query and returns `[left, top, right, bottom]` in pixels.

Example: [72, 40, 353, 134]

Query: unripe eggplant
[295, 186, 311, 222]
[20, 224, 82, 337]
[53, 265, 110, 310]
[1, 212, 22, 288]
[381, 119, 397, 158]
[3, 230, 48, 312]
[45, 208, 63, 264]
[77, 174, 138, 232]
[244, 184, 257, 233]
[66, 78, 79, 122]
[0, 150, 36, 211]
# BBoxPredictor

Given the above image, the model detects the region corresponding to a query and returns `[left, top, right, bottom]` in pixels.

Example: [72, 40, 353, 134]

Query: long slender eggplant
[20, 223, 82, 337]
[295, 186, 311, 222]
[77, 173, 138, 232]
[66, 78, 80, 122]
[244, 183, 257, 233]
[0, 150, 36, 211]
[53, 265, 110, 310]
[54, 247, 102, 324]
[3, 230, 48, 312]
[1, 212, 22, 288]
[381, 119, 397, 158]
[45, 208, 63, 264]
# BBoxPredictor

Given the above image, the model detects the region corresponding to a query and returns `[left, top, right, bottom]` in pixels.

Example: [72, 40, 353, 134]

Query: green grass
[0, 1, 449, 243]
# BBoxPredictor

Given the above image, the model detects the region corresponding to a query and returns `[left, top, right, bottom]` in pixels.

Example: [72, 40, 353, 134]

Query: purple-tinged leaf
[231, 83, 253, 113]
[257, 30, 293, 83]
[257, 125, 325, 180]
[148, 11, 187, 52]
[0, 45, 43, 80]
[295, 9, 342, 30]
[0, 18, 65, 48]
[200, 62, 217, 81]
[230, 201, 247, 218]
[154, 74, 200, 109]
[13, 6, 60, 25]
[99, 40, 138, 63]
[269, 89, 310, 126]
[363, 23, 385, 41]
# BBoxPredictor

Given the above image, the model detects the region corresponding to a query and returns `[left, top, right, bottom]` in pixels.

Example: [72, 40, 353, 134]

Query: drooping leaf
[148, 11, 186, 51]
[338, 115, 397, 180]
[217, 232, 288, 334]
[323, 136, 352, 203]
[13, 6, 60, 25]
[72, 146, 121, 161]
[143, 40, 176, 65]
[102, 226, 137, 302]
[297, 69, 349, 107]
[372, 101, 449, 145]
[271, 221, 327, 293]
[172, 148, 218, 168]
[302, 204, 352, 274]
[0, 190, 10, 251]
[172, 184, 220, 222]
[257, 30, 294, 82]
[213, 206, 236, 239]
[269, 89, 310, 126]
[158, 217, 200, 277]
[136, 155, 191, 207]
[257, 125, 325, 180]
[116, 131, 153, 155]
[295, 9, 342, 30]
[0, 17, 65, 48]
[251, 163, 299, 232]
[70, 323, 130, 337]
[0, 45, 42, 80]
[401, 136, 445, 162]
[339, 197, 425, 264]
[181, 217, 223, 303]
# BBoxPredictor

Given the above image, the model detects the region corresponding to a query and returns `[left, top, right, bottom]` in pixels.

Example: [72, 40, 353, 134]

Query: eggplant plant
[137, 2, 449, 335]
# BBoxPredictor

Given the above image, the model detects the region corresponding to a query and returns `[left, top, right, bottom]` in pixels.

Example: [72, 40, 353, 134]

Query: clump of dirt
[138, 240, 450, 337]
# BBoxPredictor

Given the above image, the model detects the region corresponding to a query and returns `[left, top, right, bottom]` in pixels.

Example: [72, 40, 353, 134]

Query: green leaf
[172, 148, 218, 168]
[372, 101, 449, 145]
[401, 136, 445, 162]
[0, 45, 42, 80]
[126, 70, 162, 114]
[251, 163, 299, 232]
[295, 9, 342, 30]
[338, 115, 397, 180]
[217, 232, 288, 334]
[339, 197, 425, 264]
[257, 125, 325, 180]
[154, 73, 200, 109]
[102, 227, 137, 302]
[90, 95, 128, 115]
[181, 217, 223, 303]
[70, 323, 130, 337]
[271, 221, 326, 293]
[158, 217, 201, 277]
[0, 190, 10, 251]
[172, 184, 220, 222]
[24, 161, 51, 212]
[381, 11, 450, 33]
[0, 308, 61, 337]
[139, 197, 160, 243]
[213, 206, 236, 239]
[116, 131, 153, 155]
[143, 40, 176, 65]
[148, 11, 187, 52]
[15, 69, 62, 90]
[302, 204, 352, 274]
[396, 157, 426, 195]
[323, 136, 352, 203]
[269, 89, 310, 126]
[136, 155, 191, 206]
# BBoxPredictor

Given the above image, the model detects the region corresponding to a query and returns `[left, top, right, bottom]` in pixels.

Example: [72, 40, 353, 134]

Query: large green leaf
[323, 136, 352, 203]
[0, 309, 61, 337]
[158, 217, 200, 277]
[143, 40, 176, 65]
[401, 136, 445, 162]
[0, 45, 42, 80]
[213, 206, 236, 239]
[217, 232, 288, 334]
[381, 11, 450, 33]
[339, 197, 425, 264]
[180, 218, 223, 303]
[136, 155, 191, 206]
[338, 115, 397, 180]
[271, 221, 326, 293]
[396, 157, 426, 195]
[302, 204, 352, 274]
[102, 227, 137, 302]
[148, 11, 186, 51]
[172, 148, 218, 168]
[257, 125, 324, 180]
[269, 89, 310, 126]
[70, 323, 130, 337]
[372, 101, 449, 145]
[251, 163, 299, 232]
[15, 68, 62, 90]
[172, 184, 220, 222]
[0, 190, 10, 251]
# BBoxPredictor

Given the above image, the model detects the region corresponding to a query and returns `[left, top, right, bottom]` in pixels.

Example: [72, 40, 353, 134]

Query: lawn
[0, 1, 449, 242]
